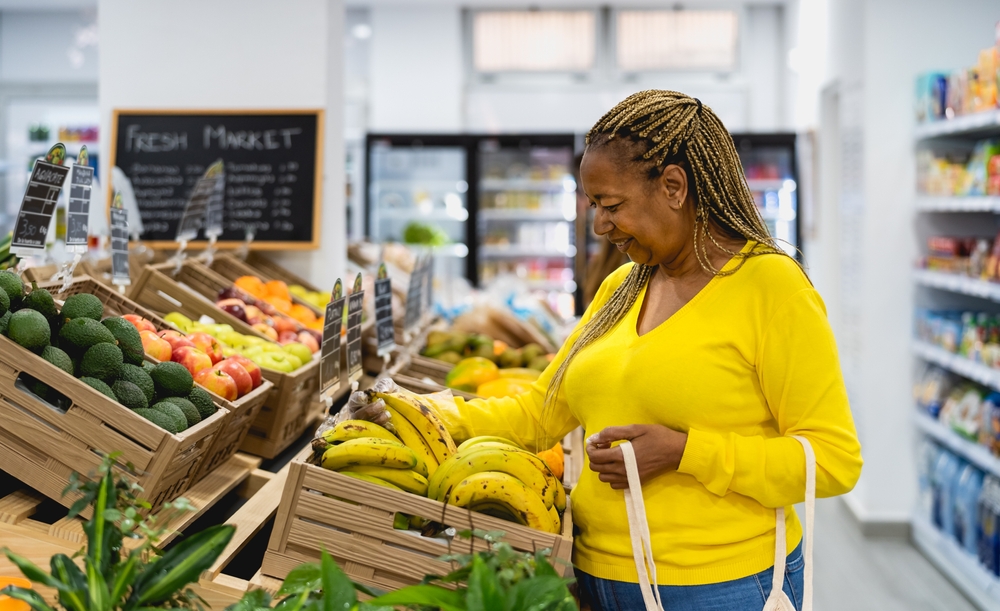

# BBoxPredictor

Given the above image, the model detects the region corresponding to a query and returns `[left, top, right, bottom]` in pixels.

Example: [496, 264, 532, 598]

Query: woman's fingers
[587, 444, 623, 465]
[352, 400, 390, 425]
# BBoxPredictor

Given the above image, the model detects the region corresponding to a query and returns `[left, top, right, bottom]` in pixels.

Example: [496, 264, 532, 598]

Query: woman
[352, 90, 862, 610]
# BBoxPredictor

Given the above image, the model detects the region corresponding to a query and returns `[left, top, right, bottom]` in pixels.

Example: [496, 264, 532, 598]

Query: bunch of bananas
[0, 232, 17, 271]
[314, 387, 566, 535]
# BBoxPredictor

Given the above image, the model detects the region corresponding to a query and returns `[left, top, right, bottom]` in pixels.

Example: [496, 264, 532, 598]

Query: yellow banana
[376, 390, 457, 464]
[549, 505, 562, 534]
[551, 478, 566, 513]
[392, 512, 410, 529]
[338, 470, 404, 492]
[447, 472, 556, 534]
[458, 440, 567, 512]
[428, 446, 553, 509]
[385, 405, 438, 477]
[468, 500, 522, 523]
[321, 437, 417, 471]
[322, 419, 398, 446]
[347, 465, 428, 496]
[458, 435, 526, 452]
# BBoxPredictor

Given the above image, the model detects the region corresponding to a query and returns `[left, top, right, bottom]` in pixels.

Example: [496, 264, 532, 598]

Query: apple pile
[215, 286, 323, 351]
[161, 311, 312, 375]
[123, 314, 263, 401]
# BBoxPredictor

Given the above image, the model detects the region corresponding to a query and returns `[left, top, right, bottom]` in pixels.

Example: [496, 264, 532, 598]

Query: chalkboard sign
[374, 263, 395, 356]
[346, 273, 364, 383]
[11, 144, 70, 256]
[66, 146, 93, 252]
[320, 279, 345, 400]
[109, 109, 323, 249]
[109, 192, 130, 287]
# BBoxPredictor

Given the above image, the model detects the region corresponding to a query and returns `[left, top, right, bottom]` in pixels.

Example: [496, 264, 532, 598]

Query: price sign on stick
[403, 255, 424, 333]
[11, 144, 70, 257]
[204, 160, 225, 239]
[345, 273, 365, 383]
[109, 192, 131, 288]
[374, 263, 395, 357]
[320, 279, 346, 399]
[65, 146, 93, 252]
[175, 163, 219, 242]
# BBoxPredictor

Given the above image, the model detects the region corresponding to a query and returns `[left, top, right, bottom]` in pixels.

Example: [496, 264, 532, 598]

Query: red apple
[273, 316, 298, 335]
[172, 346, 214, 376]
[215, 359, 253, 397]
[158, 330, 195, 352]
[123, 314, 156, 333]
[194, 368, 238, 402]
[278, 330, 299, 344]
[252, 323, 278, 341]
[187, 332, 223, 364]
[227, 354, 262, 389]
[244, 305, 264, 325]
[216, 298, 248, 323]
[140, 330, 172, 361]
[296, 331, 320, 353]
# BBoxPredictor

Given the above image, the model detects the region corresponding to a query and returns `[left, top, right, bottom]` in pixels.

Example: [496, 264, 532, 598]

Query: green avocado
[80, 343, 124, 381]
[8, 309, 50, 352]
[61, 293, 103, 322]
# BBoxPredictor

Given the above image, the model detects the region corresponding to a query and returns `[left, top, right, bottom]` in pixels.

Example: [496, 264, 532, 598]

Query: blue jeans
[575, 543, 804, 611]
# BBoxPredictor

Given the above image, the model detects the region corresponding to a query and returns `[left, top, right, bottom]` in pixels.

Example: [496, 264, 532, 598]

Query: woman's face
[580, 144, 694, 268]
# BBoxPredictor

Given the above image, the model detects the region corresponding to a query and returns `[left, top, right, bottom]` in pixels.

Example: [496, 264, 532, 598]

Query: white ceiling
[1, 0, 787, 9]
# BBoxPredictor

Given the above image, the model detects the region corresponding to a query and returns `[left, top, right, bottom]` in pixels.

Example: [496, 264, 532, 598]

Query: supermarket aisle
[813, 499, 974, 610]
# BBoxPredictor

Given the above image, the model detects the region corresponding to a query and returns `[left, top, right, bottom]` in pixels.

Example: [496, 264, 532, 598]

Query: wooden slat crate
[128, 262, 321, 459]
[41, 276, 273, 484]
[246, 251, 321, 294]
[262, 458, 573, 591]
[207, 253, 324, 316]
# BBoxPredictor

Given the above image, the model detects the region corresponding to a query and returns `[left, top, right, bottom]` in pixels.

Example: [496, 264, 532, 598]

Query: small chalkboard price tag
[320, 279, 346, 400]
[11, 143, 70, 257]
[346, 273, 365, 383]
[65, 146, 93, 252]
[404, 255, 424, 333]
[374, 263, 395, 357]
[175, 163, 218, 242]
[109, 191, 131, 288]
[204, 160, 225, 239]
[421, 254, 434, 321]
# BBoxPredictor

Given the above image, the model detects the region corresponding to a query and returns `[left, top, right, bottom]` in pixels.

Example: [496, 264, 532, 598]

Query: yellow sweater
[438, 245, 863, 585]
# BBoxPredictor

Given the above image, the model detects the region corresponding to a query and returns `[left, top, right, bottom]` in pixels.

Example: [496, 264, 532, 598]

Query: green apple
[221, 346, 237, 357]
[217, 331, 248, 349]
[253, 351, 295, 373]
[164, 312, 193, 332]
[243, 345, 267, 359]
[243, 335, 267, 346]
[283, 353, 303, 370]
[282, 342, 312, 364]
[214, 324, 234, 334]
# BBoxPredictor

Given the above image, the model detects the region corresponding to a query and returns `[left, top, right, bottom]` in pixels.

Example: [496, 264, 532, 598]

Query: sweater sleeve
[677, 288, 863, 507]
[435, 264, 633, 452]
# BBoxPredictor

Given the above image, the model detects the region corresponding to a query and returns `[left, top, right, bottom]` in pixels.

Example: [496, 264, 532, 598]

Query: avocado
[23, 287, 56, 320]
[0, 286, 8, 318]
[8, 309, 50, 352]
[186, 387, 217, 420]
[22, 374, 53, 401]
[40, 345, 74, 376]
[470, 344, 496, 362]
[151, 401, 188, 433]
[498, 348, 523, 369]
[61, 293, 103, 322]
[0, 310, 10, 335]
[0, 271, 24, 310]
[521, 343, 545, 363]
[80, 376, 116, 400]
[118, 363, 155, 404]
[142, 360, 156, 373]
[149, 361, 194, 397]
[80, 343, 124, 381]
[112, 380, 148, 411]
[101, 317, 144, 366]
[59, 318, 116, 354]
[161, 397, 201, 427]
[527, 355, 550, 372]
[437, 350, 463, 365]
[133, 407, 181, 434]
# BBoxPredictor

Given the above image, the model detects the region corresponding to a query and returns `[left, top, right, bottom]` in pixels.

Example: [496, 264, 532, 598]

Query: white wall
[0, 10, 98, 82]
[98, 0, 346, 288]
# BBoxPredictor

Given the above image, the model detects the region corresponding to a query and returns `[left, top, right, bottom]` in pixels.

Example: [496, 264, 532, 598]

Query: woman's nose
[593, 207, 613, 236]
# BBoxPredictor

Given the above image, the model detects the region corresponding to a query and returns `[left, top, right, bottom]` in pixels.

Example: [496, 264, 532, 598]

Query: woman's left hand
[586, 425, 688, 489]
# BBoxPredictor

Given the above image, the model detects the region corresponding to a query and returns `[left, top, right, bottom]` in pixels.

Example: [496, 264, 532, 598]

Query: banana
[549, 505, 562, 534]
[458, 436, 526, 452]
[468, 500, 522, 523]
[338, 470, 404, 492]
[393, 512, 411, 530]
[347, 465, 428, 496]
[316, 420, 398, 451]
[428, 446, 554, 509]
[385, 405, 437, 477]
[321, 437, 418, 472]
[375, 390, 457, 464]
[447, 472, 556, 534]
[551, 478, 566, 513]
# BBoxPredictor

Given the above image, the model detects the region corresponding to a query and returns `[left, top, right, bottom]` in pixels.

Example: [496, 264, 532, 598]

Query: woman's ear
[659, 164, 688, 210]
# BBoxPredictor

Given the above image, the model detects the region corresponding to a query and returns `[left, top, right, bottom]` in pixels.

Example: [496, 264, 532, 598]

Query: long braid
[542, 90, 801, 423]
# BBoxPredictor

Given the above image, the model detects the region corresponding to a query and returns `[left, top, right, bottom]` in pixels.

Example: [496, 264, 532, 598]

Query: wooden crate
[128, 263, 321, 459]
[207, 253, 324, 316]
[262, 458, 573, 591]
[41, 276, 273, 484]
[246, 251, 321, 294]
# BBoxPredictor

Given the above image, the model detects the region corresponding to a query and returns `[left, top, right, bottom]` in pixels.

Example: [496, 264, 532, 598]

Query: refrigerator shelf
[479, 208, 574, 222]
[746, 179, 793, 192]
[372, 178, 469, 191]
[480, 178, 574, 192]
[376, 208, 468, 222]
[480, 244, 577, 258]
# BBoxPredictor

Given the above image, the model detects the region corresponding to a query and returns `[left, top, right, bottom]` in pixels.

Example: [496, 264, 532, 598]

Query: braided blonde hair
[541, 90, 799, 423]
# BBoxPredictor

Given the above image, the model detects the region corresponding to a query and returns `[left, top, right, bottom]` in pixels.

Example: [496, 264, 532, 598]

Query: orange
[265, 280, 291, 301]
[235, 276, 266, 298]
[290, 304, 317, 324]
[0, 576, 31, 611]
[537, 443, 564, 480]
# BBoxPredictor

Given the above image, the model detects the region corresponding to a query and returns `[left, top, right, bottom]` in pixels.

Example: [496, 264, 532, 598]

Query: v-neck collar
[631, 241, 754, 340]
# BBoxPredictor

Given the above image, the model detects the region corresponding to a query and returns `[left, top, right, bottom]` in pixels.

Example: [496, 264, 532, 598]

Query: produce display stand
[128, 261, 321, 459]
[41, 276, 273, 484]
[207, 252, 324, 316]
[260, 455, 574, 591]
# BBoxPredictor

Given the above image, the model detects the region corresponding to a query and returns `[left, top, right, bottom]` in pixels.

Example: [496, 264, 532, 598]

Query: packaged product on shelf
[940, 385, 985, 440]
[915, 71, 949, 123]
[978, 392, 1000, 454]
[933, 449, 965, 534]
[918, 439, 941, 521]
[955, 464, 985, 553]
[914, 365, 955, 418]
[967, 140, 1000, 195]
[979, 476, 1000, 575]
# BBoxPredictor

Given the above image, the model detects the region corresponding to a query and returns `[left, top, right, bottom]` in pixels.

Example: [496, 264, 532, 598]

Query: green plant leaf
[367, 584, 467, 611]
[50, 553, 89, 611]
[276, 562, 321, 597]
[83, 469, 116, 574]
[320, 549, 356, 611]
[505, 576, 573, 611]
[272, 588, 313, 611]
[0, 586, 58, 611]
[224, 588, 272, 611]
[109, 553, 139, 604]
[467, 554, 505, 611]
[131, 524, 234, 606]
[2, 549, 63, 590]
[85, 557, 111, 611]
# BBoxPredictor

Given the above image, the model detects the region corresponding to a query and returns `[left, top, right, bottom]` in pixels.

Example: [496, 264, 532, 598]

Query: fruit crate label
[65, 146, 93, 252]
[204, 160, 225, 239]
[404, 255, 424, 333]
[374, 263, 395, 357]
[109, 192, 131, 287]
[11, 144, 70, 256]
[175, 162, 223, 242]
[346, 273, 364, 383]
[320, 279, 345, 399]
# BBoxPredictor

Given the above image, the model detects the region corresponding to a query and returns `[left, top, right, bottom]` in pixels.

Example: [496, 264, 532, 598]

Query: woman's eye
[605, 205, 620, 213]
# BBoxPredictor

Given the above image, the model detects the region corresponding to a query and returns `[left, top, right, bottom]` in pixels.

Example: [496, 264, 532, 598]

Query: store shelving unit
[912, 108, 1000, 609]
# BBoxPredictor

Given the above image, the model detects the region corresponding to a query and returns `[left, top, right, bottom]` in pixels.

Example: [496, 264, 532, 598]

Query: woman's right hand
[343, 377, 398, 426]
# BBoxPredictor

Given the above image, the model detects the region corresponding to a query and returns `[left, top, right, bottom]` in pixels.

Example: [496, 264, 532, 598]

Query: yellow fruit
[375, 389, 457, 464]
[348, 466, 428, 496]
[339, 471, 404, 492]
[447, 472, 555, 533]
[497, 368, 541, 381]
[476, 378, 533, 398]
[321, 437, 417, 471]
[445, 357, 499, 392]
[537, 443, 565, 480]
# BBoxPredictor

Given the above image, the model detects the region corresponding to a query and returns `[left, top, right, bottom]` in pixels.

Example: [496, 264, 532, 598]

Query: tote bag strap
[790, 435, 816, 611]
[621, 440, 665, 611]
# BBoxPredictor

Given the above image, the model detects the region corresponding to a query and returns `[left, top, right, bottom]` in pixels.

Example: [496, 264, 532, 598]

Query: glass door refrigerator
[365, 133, 580, 318]
[731, 133, 800, 257]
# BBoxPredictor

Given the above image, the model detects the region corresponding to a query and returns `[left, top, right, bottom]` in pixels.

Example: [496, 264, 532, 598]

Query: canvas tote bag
[619, 435, 816, 611]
